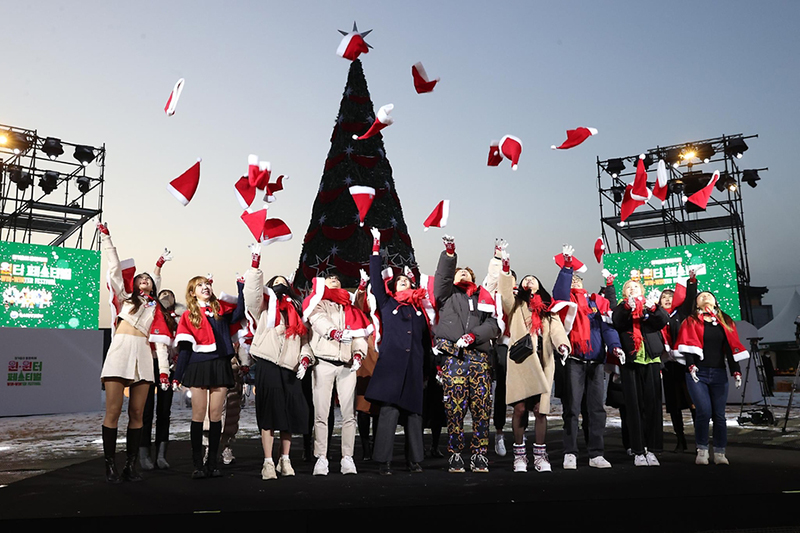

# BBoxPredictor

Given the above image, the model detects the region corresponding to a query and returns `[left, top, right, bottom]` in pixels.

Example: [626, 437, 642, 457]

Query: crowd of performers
[98, 222, 749, 482]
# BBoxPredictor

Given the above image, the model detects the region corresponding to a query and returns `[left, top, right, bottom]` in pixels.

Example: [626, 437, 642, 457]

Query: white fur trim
[265, 287, 277, 330]
[165, 182, 190, 206]
[588, 128, 598, 135]
[302, 278, 325, 322]
[349, 185, 376, 196]
[148, 333, 173, 347]
[377, 104, 394, 125]
[261, 231, 293, 246]
[164, 78, 184, 116]
[551, 301, 578, 334]
[678, 344, 704, 360]
[733, 350, 750, 362]
[174, 332, 216, 353]
[439, 200, 450, 228]
[248, 154, 259, 166]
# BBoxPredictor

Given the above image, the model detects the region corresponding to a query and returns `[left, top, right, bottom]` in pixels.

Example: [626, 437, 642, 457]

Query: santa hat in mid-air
[686, 170, 719, 210]
[652, 159, 669, 202]
[423, 200, 449, 231]
[551, 127, 597, 150]
[337, 22, 372, 61]
[411, 62, 439, 94]
[164, 78, 185, 116]
[630, 154, 652, 202]
[620, 184, 646, 222]
[248, 154, 271, 189]
[554, 252, 587, 274]
[241, 208, 268, 241]
[349, 186, 375, 226]
[487, 141, 503, 166]
[261, 218, 293, 246]
[234, 176, 257, 210]
[264, 175, 288, 203]
[353, 104, 394, 140]
[166, 159, 201, 206]
[499, 135, 523, 170]
[594, 237, 605, 263]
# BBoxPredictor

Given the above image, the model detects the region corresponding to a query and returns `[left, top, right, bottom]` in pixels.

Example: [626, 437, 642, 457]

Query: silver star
[330, 245, 339, 256]
[338, 22, 374, 49]
[344, 175, 353, 185]
[318, 214, 327, 224]
[345, 145, 354, 155]
[354, 212, 362, 222]
[390, 217, 398, 227]
[337, 114, 345, 123]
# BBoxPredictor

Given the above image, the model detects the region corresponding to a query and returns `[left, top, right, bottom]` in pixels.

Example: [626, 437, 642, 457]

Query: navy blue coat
[364, 254, 432, 415]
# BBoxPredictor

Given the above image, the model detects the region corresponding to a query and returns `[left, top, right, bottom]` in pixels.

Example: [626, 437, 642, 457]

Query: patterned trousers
[441, 351, 492, 456]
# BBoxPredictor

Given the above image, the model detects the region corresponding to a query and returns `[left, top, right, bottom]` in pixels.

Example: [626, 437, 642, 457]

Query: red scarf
[276, 296, 307, 338]
[455, 280, 478, 296]
[569, 288, 592, 354]
[393, 287, 428, 311]
[527, 293, 547, 335]
[676, 314, 750, 363]
[301, 279, 373, 338]
[627, 296, 646, 352]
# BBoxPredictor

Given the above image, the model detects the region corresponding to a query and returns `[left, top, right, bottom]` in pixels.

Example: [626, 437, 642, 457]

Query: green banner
[602, 240, 741, 320]
[0, 241, 100, 329]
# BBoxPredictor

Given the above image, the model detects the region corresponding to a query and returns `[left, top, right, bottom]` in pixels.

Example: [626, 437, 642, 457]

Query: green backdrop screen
[0, 241, 100, 329]
[602, 240, 741, 320]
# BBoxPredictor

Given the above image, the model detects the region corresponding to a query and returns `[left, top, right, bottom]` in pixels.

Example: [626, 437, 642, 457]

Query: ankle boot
[102, 426, 121, 484]
[156, 441, 170, 469]
[122, 428, 143, 482]
[139, 446, 154, 470]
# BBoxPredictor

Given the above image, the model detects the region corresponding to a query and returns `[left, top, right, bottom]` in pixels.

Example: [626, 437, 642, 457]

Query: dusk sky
[2, 1, 798, 326]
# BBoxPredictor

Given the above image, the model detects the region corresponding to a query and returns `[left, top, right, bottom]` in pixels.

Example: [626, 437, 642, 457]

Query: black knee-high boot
[190, 421, 205, 479]
[102, 425, 121, 484]
[206, 420, 222, 477]
[122, 427, 143, 482]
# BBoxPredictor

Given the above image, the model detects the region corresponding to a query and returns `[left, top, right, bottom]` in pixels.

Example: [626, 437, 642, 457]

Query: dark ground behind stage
[1, 429, 799, 532]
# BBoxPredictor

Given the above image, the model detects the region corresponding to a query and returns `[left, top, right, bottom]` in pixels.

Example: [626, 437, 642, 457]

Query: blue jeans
[685, 367, 729, 451]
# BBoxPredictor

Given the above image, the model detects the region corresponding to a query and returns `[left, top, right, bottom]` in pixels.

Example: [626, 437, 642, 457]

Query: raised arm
[369, 254, 389, 309]
[98, 222, 129, 300]
[434, 236, 457, 304]
[482, 238, 507, 292]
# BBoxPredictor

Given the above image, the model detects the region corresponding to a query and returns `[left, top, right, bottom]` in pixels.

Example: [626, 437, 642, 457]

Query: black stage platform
[2, 430, 799, 531]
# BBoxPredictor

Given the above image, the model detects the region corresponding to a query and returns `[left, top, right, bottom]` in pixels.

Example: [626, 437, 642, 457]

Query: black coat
[364, 255, 432, 415]
[612, 301, 669, 360]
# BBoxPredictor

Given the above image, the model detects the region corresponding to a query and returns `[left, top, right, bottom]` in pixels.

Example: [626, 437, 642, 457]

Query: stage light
[76, 176, 91, 193]
[73, 145, 96, 166]
[720, 173, 737, 192]
[669, 179, 684, 195]
[38, 171, 59, 195]
[606, 158, 625, 178]
[7, 132, 31, 155]
[0, 132, 7, 145]
[8, 165, 33, 191]
[610, 185, 625, 202]
[680, 148, 696, 161]
[41, 137, 64, 160]
[664, 148, 682, 168]
[725, 138, 748, 159]
[742, 169, 760, 188]
[695, 143, 715, 163]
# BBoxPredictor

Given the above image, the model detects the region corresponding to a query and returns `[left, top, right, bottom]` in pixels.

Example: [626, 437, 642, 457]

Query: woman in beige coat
[497, 252, 570, 473]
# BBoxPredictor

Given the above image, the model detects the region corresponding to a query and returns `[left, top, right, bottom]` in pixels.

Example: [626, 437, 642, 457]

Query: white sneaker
[277, 456, 295, 476]
[696, 449, 709, 465]
[313, 456, 329, 476]
[563, 453, 577, 470]
[340, 455, 358, 475]
[645, 451, 660, 467]
[513, 454, 528, 473]
[222, 447, 235, 465]
[634, 454, 648, 467]
[589, 456, 612, 469]
[495, 434, 507, 457]
[261, 459, 277, 480]
[533, 453, 552, 472]
[713, 452, 729, 465]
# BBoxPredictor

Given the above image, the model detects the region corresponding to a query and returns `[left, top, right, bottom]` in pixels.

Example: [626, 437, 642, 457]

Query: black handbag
[508, 334, 534, 363]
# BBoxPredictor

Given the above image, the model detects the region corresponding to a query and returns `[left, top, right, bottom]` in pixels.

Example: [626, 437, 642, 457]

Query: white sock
[263, 458, 274, 465]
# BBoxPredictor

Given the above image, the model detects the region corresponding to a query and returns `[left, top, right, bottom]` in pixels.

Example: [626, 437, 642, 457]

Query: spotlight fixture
[7, 132, 31, 155]
[725, 138, 748, 159]
[610, 185, 625, 202]
[76, 176, 91, 193]
[38, 171, 59, 195]
[8, 165, 33, 191]
[664, 148, 682, 168]
[742, 169, 760, 188]
[73, 145, 96, 166]
[606, 158, 625, 178]
[680, 147, 697, 161]
[720, 173, 738, 192]
[41, 137, 64, 160]
[694, 143, 715, 164]
[0, 131, 8, 145]
[668, 179, 684, 195]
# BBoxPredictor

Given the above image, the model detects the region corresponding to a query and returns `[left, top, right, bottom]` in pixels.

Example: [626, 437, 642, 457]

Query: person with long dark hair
[365, 228, 432, 475]
[677, 291, 748, 465]
[173, 275, 244, 479]
[612, 279, 669, 467]
[97, 221, 172, 483]
[497, 248, 570, 473]
[244, 244, 312, 480]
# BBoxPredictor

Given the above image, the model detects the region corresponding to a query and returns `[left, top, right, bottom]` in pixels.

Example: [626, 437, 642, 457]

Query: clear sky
[2, 0, 799, 326]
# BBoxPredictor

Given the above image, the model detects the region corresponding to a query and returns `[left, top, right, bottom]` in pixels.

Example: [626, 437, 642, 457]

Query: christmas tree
[293, 59, 415, 291]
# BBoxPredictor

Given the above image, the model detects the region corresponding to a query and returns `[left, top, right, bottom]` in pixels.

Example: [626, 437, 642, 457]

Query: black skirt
[181, 357, 235, 389]
[254, 359, 309, 434]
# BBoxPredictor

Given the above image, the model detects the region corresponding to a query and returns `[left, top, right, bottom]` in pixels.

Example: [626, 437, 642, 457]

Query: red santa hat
[686, 170, 719, 210]
[164, 78, 185, 116]
[261, 218, 293, 246]
[353, 104, 394, 140]
[349, 185, 375, 226]
[630, 155, 651, 202]
[594, 237, 605, 263]
[487, 141, 503, 166]
[554, 253, 587, 274]
[551, 127, 597, 150]
[671, 278, 688, 310]
[264, 175, 288, 203]
[620, 184, 646, 222]
[411, 62, 439, 94]
[166, 159, 201, 206]
[148, 304, 175, 347]
[652, 159, 669, 202]
[248, 154, 271, 189]
[337, 23, 371, 61]
[423, 200, 449, 231]
[241, 208, 267, 241]
[234, 176, 257, 210]
[499, 135, 522, 170]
